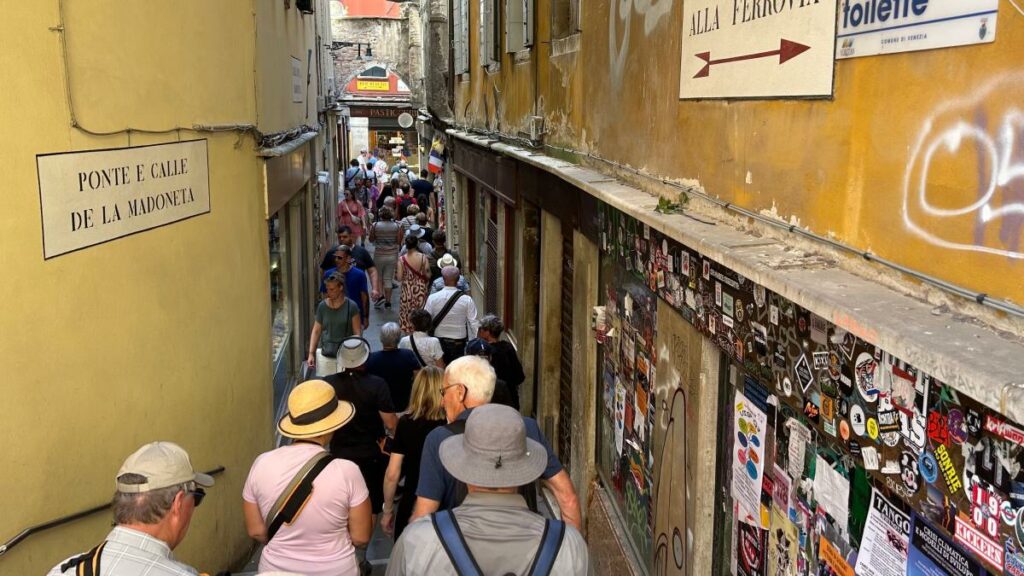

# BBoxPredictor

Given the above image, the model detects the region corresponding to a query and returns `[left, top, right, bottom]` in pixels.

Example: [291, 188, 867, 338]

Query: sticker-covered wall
[597, 203, 1024, 575]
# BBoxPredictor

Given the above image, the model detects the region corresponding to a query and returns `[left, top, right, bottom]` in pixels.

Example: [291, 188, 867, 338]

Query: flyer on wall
[855, 489, 910, 576]
[907, 513, 985, 576]
[732, 389, 768, 526]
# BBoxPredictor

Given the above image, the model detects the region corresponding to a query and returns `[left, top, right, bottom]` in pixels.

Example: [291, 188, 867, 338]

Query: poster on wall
[732, 390, 769, 525]
[679, 0, 837, 98]
[836, 0, 998, 59]
[855, 489, 910, 576]
[907, 513, 985, 576]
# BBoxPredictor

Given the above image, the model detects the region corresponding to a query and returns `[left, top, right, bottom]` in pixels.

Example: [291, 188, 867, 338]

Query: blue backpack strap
[528, 519, 566, 576]
[431, 510, 483, 576]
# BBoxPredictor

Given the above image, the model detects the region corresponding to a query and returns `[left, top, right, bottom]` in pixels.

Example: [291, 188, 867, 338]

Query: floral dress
[399, 251, 430, 333]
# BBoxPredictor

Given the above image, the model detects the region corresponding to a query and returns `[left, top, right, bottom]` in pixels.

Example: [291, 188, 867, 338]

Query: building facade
[0, 1, 339, 573]
[430, 1, 1024, 575]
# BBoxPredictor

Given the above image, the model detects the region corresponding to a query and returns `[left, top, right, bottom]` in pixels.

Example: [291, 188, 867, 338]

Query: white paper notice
[813, 455, 850, 527]
[732, 390, 768, 525]
[855, 489, 910, 576]
[787, 419, 812, 479]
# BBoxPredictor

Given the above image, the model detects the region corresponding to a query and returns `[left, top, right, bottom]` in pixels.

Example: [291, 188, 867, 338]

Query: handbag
[321, 340, 341, 358]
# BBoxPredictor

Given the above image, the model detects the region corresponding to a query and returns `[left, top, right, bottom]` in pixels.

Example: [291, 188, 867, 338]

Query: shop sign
[836, 0, 998, 59]
[679, 0, 836, 98]
[37, 140, 211, 258]
[356, 79, 390, 91]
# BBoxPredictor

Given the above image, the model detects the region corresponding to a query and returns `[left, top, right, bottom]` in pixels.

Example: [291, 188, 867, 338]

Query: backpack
[431, 509, 565, 576]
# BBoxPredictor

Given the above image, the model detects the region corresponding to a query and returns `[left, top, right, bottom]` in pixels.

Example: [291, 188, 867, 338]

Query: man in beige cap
[48, 442, 213, 576]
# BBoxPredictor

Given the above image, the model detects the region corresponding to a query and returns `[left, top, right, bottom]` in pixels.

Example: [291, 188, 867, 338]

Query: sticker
[867, 417, 879, 441]
[839, 331, 857, 361]
[855, 352, 880, 402]
[794, 355, 814, 393]
[839, 419, 851, 441]
[900, 450, 921, 495]
[810, 315, 828, 345]
[786, 419, 811, 480]
[955, 516, 1004, 570]
[919, 451, 939, 485]
[738, 520, 768, 576]
[681, 252, 690, 277]
[708, 314, 717, 335]
[821, 396, 835, 421]
[803, 399, 820, 424]
[812, 351, 830, 370]
[828, 351, 842, 381]
[927, 411, 949, 446]
[862, 446, 880, 471]
[819, 536, 855, 576]
[935, 444, 963, 495]
[813, 455, 850, 523]
[966, 409, 982, 436]
[984, 414, 1024, 447]
[948, 409, 968, 445]
[735, 299, 745, 322]
[703, 259, 710, 280]
[754, 285, 766, 308]
[851, 405, 866, 436]
[769, 305, 779, 326]
[723, 314, 735, 328]
[715, 281, 723, 307]
[781, 376, 793, 397]
[1006, 540, 1024, 576]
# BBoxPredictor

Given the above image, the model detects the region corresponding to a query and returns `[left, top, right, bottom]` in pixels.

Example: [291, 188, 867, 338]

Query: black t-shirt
[391, 415, 445, 497]
[365, 349, 421, 412]
[429, 248, 463, 282]
[323, 371, 395, 459]
[319, 244, 375, 274]
[490, 341, 525, 407]
[411, 178, 433, 199]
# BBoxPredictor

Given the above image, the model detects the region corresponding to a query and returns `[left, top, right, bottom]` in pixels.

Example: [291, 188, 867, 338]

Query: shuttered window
[479, 0, 500, 67]
[505, 0, 533, 53]
[551, 0, 580, 39]
[453, 0, 469, 74]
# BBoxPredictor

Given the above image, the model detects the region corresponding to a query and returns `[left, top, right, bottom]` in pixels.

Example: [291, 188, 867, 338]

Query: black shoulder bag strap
[60, 542, 107, 576]
[429, 290, 466, 336]
[265, 453, 335, 542]
[409, 335, 427, 367]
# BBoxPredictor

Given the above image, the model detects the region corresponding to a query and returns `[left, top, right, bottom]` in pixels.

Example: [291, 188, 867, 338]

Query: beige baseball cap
[115, 442, 214, 493]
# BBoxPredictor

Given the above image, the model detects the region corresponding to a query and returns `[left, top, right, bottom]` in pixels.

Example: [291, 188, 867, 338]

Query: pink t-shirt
[243, 443, 369, 576]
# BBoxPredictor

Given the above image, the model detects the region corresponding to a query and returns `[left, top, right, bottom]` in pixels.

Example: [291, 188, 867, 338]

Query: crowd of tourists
[49, 153, 588, 576]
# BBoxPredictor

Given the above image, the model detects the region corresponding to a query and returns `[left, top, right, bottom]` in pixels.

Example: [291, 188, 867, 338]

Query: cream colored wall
[0, 3, 275, 573]
[256, 0, 321, 134]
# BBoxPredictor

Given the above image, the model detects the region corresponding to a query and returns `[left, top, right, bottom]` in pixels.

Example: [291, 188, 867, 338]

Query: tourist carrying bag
[429, 290, 466, 336]
[410, 335, 427, 367]
[431, 509, 565, 576]
[265, 451, 335, 542]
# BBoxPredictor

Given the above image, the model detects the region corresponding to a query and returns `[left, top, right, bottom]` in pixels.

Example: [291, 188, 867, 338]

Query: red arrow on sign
[693, 39, 810, 78]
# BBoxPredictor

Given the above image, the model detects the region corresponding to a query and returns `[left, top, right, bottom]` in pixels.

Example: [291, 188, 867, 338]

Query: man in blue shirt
[324, 245, 370, 330]
[365, 322, 421, 411]
[411, 356, 582, 530]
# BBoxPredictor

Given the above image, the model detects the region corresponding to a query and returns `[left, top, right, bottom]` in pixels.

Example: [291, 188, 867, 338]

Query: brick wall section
[331, 4, 421, 102]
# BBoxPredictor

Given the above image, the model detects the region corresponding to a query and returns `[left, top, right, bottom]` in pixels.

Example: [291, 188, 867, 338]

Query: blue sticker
[919, 451, 939, 485]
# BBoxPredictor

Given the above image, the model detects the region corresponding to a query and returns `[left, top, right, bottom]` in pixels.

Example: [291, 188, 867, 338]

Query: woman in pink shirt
[338, 188, 367, 245]
[243, 380, 373, 576]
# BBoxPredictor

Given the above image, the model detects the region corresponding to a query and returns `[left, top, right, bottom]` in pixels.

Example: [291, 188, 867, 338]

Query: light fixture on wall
[330, 41, 374, 60]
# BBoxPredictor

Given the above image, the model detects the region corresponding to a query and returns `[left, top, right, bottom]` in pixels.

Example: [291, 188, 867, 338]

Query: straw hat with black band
[278, 380, 356, 439]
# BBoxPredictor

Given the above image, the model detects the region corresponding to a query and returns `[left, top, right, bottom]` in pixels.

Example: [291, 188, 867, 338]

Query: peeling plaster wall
[421, 0, 453, 117]
[330, 1, 420, 102]
[449, 0, 1024, 307]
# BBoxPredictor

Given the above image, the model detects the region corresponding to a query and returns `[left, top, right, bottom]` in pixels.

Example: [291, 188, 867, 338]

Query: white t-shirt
[243, 443, 369, 576]
[399, 332, 444, 364]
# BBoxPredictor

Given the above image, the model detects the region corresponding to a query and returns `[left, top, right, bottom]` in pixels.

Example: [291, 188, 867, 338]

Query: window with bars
[505, 0, 533, 53]
[452, 0, 470, 74]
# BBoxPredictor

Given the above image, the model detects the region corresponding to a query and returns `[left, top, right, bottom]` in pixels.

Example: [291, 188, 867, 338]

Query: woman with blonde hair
[380, 365, 447, 538]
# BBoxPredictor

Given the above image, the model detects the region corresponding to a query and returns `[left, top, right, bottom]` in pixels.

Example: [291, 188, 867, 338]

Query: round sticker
[867, 417, 879, 440]
[900, 451, 921, 494]
[948, 409, 968, 444]
[851, 405, 866, 436]
[855, 352, 880, 402]
[919, 451, 939, 484]
[840, 420, 851, 441]
[782, 377, 793, 397]
[828, 352, 842, 381]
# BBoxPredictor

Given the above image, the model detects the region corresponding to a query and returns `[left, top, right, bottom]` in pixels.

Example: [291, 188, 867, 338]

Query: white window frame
[479, 0, 500, 68]
[505, 0, 533, 53]
[453, 0, 470, 74]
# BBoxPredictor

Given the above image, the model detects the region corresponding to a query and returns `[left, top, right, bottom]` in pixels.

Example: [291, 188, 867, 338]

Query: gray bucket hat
[439, 404, 547, 488]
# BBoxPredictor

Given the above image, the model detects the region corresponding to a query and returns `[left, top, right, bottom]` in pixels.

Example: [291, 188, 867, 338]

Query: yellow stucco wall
[0, 3, 283, 573]
[453, 0, 1024, 305]
[256, 0, 321, 133]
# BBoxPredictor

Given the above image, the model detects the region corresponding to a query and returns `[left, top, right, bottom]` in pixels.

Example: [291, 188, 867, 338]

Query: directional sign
[679, 0, 837, 99]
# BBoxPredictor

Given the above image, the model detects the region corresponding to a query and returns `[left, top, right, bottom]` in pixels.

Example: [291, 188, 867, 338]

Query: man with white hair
[365, 322, 421, 412]
[410, 357, 582, 531]
[424, 266, 478, 365]
[390, 404, 589, 575]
